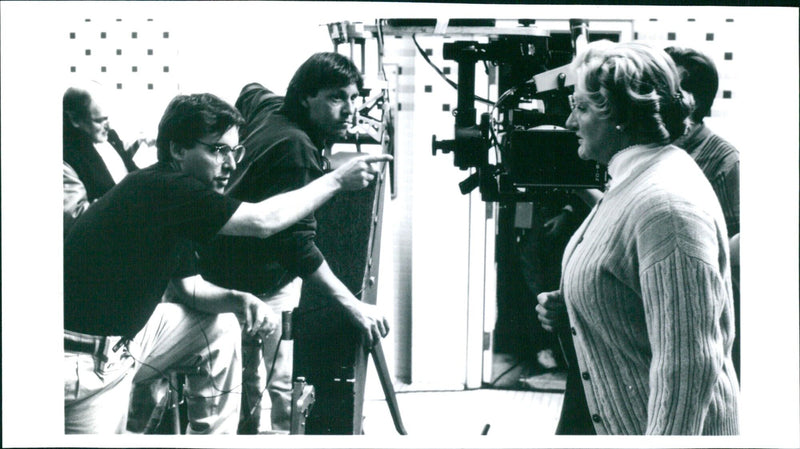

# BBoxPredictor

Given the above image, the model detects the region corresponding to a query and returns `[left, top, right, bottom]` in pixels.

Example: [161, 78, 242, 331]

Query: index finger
[360, 154, 393, 164]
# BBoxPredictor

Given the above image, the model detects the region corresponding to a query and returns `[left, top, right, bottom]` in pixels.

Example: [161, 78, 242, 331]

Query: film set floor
[126, 349, 566, 437]
[361, 351, 566, 437]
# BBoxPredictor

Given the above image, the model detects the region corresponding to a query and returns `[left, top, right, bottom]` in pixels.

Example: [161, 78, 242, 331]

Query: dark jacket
[63, 126, 138, 236]
[199, 83, 326, 294]
[63, 126, 137, 202]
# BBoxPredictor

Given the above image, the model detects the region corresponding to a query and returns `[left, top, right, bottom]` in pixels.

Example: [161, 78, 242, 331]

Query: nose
[565, 111, 577, 131]
[221, 151, 237, 170]
[343, 98, 355, 117]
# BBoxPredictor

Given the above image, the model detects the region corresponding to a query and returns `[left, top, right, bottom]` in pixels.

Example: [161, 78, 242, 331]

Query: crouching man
[63, 93, 390, 434]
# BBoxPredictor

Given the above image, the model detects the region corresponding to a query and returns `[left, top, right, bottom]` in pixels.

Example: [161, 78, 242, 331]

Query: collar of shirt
[605, 143, 664, 191]
[94, 140, 129, 184]
[289, 112, 328, 152]
[675, 122, 711, 155]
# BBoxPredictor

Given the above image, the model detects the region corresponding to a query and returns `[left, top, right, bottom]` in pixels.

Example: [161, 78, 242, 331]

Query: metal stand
[290, 377, 316, 435]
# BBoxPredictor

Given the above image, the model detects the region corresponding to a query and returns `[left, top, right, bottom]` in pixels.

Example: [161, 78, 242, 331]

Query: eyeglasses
[568, 95, 583, 111]
[568, 94, 591, 112]
[194, 140, 246, 163]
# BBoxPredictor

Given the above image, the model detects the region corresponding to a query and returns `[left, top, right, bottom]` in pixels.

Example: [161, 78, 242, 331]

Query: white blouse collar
[606, 143, 664, 191]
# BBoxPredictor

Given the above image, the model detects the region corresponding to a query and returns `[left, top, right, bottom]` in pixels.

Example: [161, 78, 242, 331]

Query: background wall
[2, 2, 798, 447]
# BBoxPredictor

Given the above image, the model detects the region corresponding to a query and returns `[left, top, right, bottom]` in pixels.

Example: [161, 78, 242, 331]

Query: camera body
[432, 32, 607, 202]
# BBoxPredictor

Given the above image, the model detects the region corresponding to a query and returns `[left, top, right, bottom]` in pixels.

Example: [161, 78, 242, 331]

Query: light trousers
[239, 278, 301, 434]
[64, 302, 242, 434]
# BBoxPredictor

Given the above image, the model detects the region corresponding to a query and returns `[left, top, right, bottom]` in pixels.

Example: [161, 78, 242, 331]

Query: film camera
[431, 23, 608, 202]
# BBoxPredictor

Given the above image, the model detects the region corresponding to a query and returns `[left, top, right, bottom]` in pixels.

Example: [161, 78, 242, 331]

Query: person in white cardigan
[536, 40, 739, 435]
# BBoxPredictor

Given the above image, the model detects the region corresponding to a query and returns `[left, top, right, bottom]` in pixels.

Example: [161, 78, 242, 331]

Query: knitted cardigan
[561, 144, 740, 435]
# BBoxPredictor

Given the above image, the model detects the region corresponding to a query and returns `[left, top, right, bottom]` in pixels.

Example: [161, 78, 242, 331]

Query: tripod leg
[370, 340, 407, 435]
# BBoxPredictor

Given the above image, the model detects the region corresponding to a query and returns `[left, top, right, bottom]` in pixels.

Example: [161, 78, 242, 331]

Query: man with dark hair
[63, 83, 138, 236]
[199, 52, 391, 433]
[665, 47, 718, 124]
[665, 46, 741, 377]
[63, 92, 390, 434]
[665, 46, 739, 237]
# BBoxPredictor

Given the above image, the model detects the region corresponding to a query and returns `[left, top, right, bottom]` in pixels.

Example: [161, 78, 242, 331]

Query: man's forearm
[305, 259, 389, 345]
[167, 275, 245, 315]
[219, 173, 341, 238]
[169, 275, 280, 337]
[219, 154, 390, 239]
[305, 260, 360, 309]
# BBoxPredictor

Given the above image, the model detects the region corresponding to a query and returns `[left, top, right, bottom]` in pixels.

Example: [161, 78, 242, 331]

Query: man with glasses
[63, 92, 391, 434]
[199, 52, 391, 433]
[63, 82, 138, 236]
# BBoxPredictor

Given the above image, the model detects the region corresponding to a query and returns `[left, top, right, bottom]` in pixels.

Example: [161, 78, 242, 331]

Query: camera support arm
[431, 41, 496, 198]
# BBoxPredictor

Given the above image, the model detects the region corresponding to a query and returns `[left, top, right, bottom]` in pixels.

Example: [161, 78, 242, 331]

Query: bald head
[63, 83, 110, 143]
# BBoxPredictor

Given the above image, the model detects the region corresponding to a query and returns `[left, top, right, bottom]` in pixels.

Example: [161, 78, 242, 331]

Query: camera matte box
[503, 128, 607, 189]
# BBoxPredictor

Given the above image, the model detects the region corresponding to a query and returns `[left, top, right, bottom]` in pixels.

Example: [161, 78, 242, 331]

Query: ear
[300, 97, 309, 108]
[169, 141, 187, 162]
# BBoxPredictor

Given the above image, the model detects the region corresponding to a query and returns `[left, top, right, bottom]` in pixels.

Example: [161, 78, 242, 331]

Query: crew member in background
[199, 52, 391, 434]
[499, 192, 588, 380]
[63, 83, 138, 236]
[64, 92, 389, 434]
[665, 46, 741, 378]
